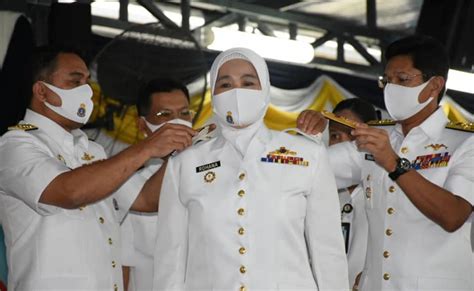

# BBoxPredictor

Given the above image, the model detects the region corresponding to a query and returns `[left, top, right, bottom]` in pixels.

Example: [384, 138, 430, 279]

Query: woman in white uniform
[153, 48, 349, 291]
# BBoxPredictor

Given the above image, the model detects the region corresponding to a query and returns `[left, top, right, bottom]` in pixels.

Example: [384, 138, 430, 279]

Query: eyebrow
[241, 74, 259, 79]
[216, 75, 230, 82]
[69, 71, 91, 79]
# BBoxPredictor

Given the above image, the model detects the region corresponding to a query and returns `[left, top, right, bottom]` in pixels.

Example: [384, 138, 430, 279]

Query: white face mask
[384, 80, 434, 121]
[143, 117, 192, 134]
[212, 88, 267, 127]
[42, 82, 94, 124]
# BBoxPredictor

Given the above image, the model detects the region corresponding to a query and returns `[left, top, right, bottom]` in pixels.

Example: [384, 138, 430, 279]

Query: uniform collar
[393, 107, 448, 140]
[23, 109, 90, 149]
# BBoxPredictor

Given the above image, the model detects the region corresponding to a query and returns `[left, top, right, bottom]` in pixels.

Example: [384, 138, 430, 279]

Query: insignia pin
[204, 171, 216, 183]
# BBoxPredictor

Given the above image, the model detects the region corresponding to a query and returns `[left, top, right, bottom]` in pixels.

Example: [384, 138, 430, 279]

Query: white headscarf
[209, 48, 271, 156]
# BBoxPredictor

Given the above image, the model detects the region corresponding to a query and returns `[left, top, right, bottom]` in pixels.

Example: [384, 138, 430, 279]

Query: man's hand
[351, 123, 398, 172]
[296, 110, 327, 135]
[142, 123, 197, 158]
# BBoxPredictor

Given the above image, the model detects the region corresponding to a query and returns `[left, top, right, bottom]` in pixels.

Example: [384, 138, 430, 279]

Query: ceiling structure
[90, 0, 424, 77]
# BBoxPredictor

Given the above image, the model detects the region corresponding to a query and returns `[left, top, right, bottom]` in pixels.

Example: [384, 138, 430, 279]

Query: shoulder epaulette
[367, 119, 396, 126]
[8, 123, 38, 131]
[445, 121, 474, 132]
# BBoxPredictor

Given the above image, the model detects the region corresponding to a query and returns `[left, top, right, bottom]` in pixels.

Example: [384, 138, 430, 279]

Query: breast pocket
[37, 211, 88, 277]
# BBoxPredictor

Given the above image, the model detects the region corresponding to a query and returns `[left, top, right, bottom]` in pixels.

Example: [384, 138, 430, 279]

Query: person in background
[121, 78, 194, 291]
[327, 98, 377, 288]
[299, 35, 473, 290]
[0, 46, 196, 290]
[153, 47, 349, 291]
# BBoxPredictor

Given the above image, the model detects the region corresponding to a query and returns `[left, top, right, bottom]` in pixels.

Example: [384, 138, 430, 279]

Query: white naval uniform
[153, 125, 349, 291]
[338, 186, 368, 287]
[121, 160, 162, 291]
[329, 108, 474, 290]
[0, 109, 144, 291]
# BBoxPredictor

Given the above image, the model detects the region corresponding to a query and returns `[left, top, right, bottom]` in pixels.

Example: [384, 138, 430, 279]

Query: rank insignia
[226, 111, 234, 124]
[365, 187, 372, 199]
[424, 144, 448, 151]
[8, 123, 38, 131]
[261, 146, 309, 166]
[204, 171, 216, 183]
[411, 152, 451, 170]
[77, 103, 86, 117]
[81, 152, 95, 161]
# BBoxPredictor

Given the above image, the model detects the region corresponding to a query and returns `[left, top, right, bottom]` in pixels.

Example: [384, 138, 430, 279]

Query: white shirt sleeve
[328, 141, 364, 189]
[153, 157, 187, 291]
[113, 172, 146, 223]
[306, 145, 350, 291]
[443, 135, 474, 205]
[0, 134, 68, 215]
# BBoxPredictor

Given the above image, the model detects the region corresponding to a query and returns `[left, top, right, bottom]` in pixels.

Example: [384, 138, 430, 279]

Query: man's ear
[32, 81, 47, 102]
[429, 76, 445, 97]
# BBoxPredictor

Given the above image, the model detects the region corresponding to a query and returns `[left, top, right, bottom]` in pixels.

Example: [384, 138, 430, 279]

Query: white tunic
[330, 108, 474, 290]
[153, 125, 349, 291]
[0, 109, 143, 291]
[338, 186, 368, 288]
[121, 160, 162, 291]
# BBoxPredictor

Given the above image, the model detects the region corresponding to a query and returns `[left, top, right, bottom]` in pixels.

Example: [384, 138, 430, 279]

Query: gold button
[383, 251, 390, 258]
[99, 217, 105, 224]
[239, 247, 246, 254]
[114, 284, 118, 291]
[237, 208, 245, 216]
[389, 186, 396, 193]
[238, 190, 245, 197]
[238, 227, 245, 235]
[383, 273, 390, 280]
[239, 173, 246, 180]
[240, 265, 246, 274]
[108, 238, 113, 245]
[386, 228, 393, 236]
[112, 260, 116, 268]
[387, 207, 395, 215]
[401, 147, 409, 154]
[240, 286, 247, 291]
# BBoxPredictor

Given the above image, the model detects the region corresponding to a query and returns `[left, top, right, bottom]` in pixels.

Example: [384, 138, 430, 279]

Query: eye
[156, 110, 172, 118]
[243, 81, 256, 87]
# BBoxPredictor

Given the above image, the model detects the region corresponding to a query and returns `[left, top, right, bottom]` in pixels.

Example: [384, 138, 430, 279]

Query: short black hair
[332, 98, 378, 123]
[385, 35, 449, 101]
[29, 46, 85, 105]
[32, 45, 85, 83]
[136, 78, 190, 116]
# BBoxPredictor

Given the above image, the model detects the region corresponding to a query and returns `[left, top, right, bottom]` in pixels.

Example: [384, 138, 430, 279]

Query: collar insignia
[81, 152, 95, 161]
[424, 144, 448, 151]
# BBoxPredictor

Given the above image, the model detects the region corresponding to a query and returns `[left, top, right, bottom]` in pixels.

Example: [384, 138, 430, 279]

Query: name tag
[196, 161, 221, 173]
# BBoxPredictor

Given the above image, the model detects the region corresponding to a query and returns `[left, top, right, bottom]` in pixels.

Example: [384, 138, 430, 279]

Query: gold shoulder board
[367, 119, 396, 126]
[8, 123, 38, 131]
[445, 121, 474, 132]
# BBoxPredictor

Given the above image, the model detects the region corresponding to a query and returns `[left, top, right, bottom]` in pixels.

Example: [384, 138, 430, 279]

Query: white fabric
[338, 186, 368, 288]
[384, 81, 433, 121]
[121, 160, 162, 291]
[329, 108, 474, 290]
[153, 125, 349, 291]
[0, 109, 143, 290]
[0, 11, 21, 69]
[143, 118, 192, 134]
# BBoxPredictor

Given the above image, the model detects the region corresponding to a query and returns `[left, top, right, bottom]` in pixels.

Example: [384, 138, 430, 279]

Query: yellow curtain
[89, 80, 471, 145]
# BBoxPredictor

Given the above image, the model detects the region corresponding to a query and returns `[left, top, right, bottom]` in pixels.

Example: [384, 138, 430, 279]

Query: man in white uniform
[327, 98, 377, 288]
[0, 47, 196, 290]
[327, 35, 473, 290]
[121, 78, 194, 291]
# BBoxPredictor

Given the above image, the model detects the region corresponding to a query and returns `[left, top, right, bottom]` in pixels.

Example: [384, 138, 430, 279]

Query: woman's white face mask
[42, 82, 94, 124]
[212, 88, 267, 127]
